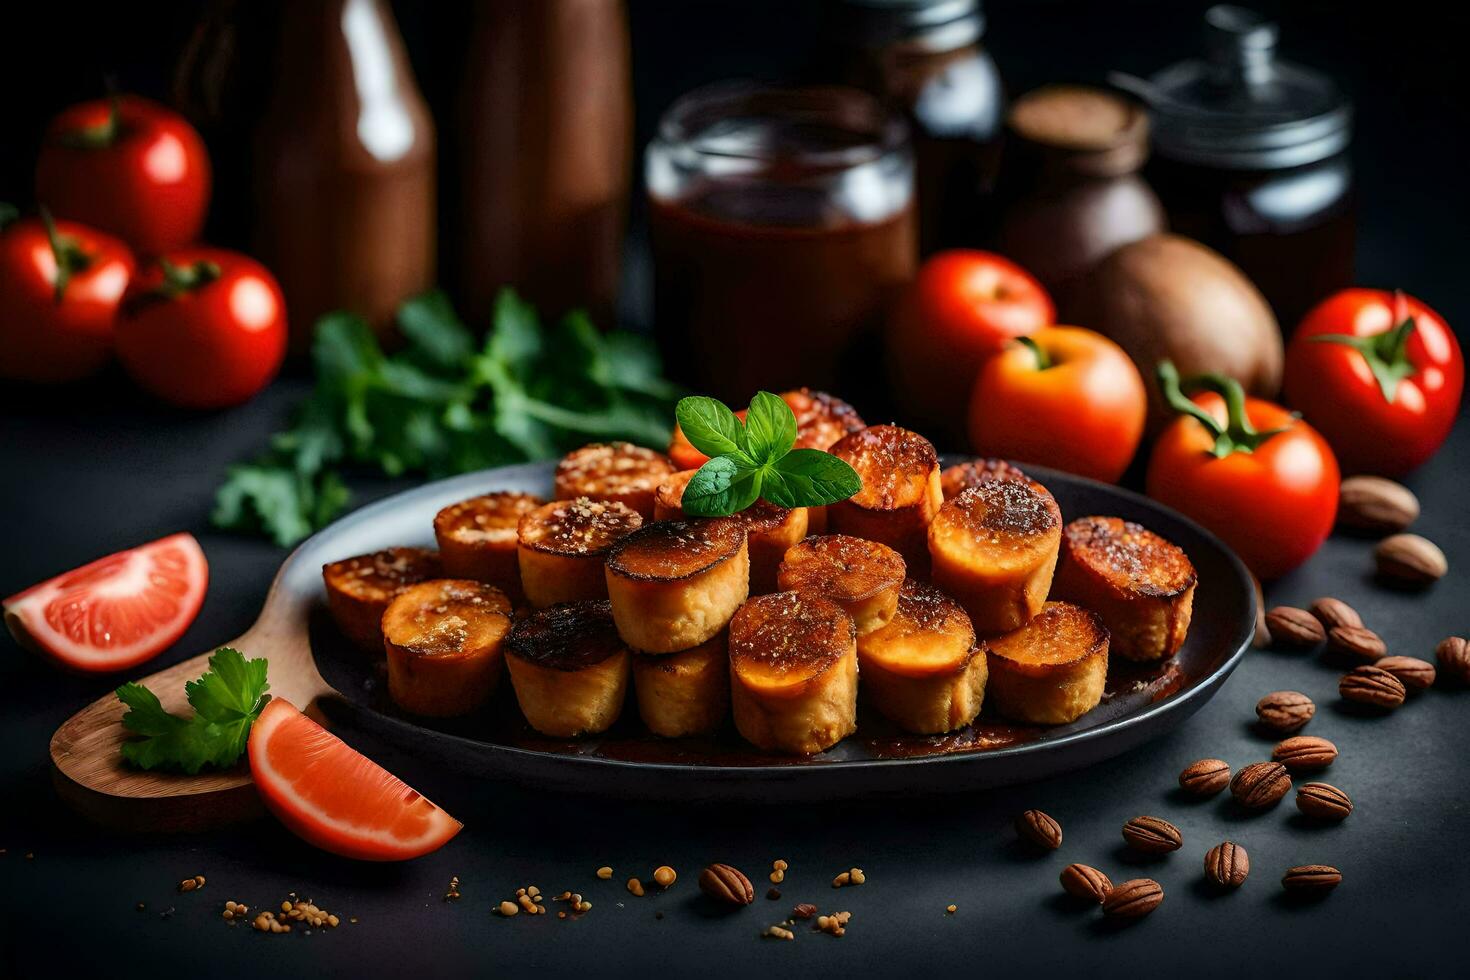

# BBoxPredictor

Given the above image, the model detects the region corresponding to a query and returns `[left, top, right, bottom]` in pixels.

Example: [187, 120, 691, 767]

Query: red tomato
[3, 533, 207, 673]
[967, 326, 1146, 483]
[115, 248, 287, 409]
[1147, 364, 1340, 581]
[1283, 289, 1462, 476]
[36, 95, 211, 256]
[889, 250, 1055, 436]
[0, 211, 134, 382]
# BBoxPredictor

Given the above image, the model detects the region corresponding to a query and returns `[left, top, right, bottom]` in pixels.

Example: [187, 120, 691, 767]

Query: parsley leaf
[116, 648, 271, 774]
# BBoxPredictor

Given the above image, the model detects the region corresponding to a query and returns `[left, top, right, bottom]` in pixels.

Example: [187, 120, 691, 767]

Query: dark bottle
[829, 0, 1004, 254]
[993, 84, 1165, 307]
[1130, 5, 1355, 331]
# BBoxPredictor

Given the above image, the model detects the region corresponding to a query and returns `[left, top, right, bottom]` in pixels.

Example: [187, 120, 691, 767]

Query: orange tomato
[966, 326, 1146, 483]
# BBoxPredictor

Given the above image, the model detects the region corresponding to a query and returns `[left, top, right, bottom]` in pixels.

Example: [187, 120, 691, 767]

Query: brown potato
[940, 459, 1029, 500]
[928, 478, 1062, 636]
[827, 425, 943, 572]
[1052, 516, 1195, 661]
[322, 547, 441, 652]
[858, 580, 984, 734]
[728, 592, 858, 755]
[433, 491, 543, 602]
[984, 601, 1109, 724]
[632, 631, 730, 738]
[776, 534, 905, 636]
[382, 579, 513, 717]
[605, 518, 749, 654]
[517, 497, 642, 608]
[654, 469, 808, 594]
[504, 600, 630, 737]
[554, 442, 676, 518]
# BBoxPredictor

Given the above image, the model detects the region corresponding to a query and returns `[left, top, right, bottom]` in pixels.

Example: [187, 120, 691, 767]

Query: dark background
[2, 2, 1468, 977]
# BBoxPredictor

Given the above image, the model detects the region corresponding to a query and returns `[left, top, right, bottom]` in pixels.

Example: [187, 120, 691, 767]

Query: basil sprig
[677, 392, 862, 516]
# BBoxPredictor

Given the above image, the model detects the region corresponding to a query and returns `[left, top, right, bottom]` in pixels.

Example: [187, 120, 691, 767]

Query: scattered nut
[653, 866, 677, 889]
[763, 925, 795, 941]
[1264, 607, 1325, 649]
[1231, 761, 1292, 809]
[698, 864, 754, 906]
[946, 904, 957, 914]
[499, 900, 520, 917]
[626, 877, 645, 897]
[1309, 597, 1363, 631]
[1338, 475, 1419, 533]
[1015, 809, 1063, 850]
[1272, 735, 1338, 772]
[1282, 865, 1341, 895]
[1339, 665, 1407, 709]
[1059, 863, 1112, 903]
[1256, 691, 1315, 732]
[1178, 759, 1231, 797]
[1436, 637, 1470, 684]
[1296, 782, 1353, 821]
[792, 903, 818, 919]
[1326, 625, 1386, 662]
[1102, 879, 1163, 918]
[1374, 533, 1447, 587]
[1121, 816, 1183, 854]
[1203, 842, 1249, 889]
[1376, 655, 1436, 691]
[596, 866, 613, 880]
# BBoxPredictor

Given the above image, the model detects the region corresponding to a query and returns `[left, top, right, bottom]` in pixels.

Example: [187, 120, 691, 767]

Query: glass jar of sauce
[647, 84, 917, 402]
[1131, 5, 1355, 331]
[828, 0, 1004, 254]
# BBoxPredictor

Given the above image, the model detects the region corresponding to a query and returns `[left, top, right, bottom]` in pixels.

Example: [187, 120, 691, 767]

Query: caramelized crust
[382, 579, 513, 717]
[828, 425, 943, 570]
[654, 470, 808, 593]
[777, 534, 906, 635]
[786, 388, 867, 451]
[632, 631, 731, 738]
[504, 600, 625, 671]
[517, 497, 642, 607]
[504, 601, 630, 737]
[322, 547, 442, 652]
[858, 580, 977, 677]
[929, 479, 1063, 635]
[1053, 516, 1196, 661]
[940, 459, 1029, 500]
[653, 470, 697, 522]
[984, 602, 1109, 724]
[433, 492, 543, 600]
[605, 519, 750, 653]
[554, 442, 676, 518]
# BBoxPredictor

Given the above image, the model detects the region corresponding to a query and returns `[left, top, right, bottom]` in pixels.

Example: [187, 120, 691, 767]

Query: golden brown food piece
[554, 442, 676, 518]
[504, 600, 630, 737]
[632, 630, 731, 738]
[940, 459, 1029, 500]
[776, 534, 906, 636]
[517, 497, 643, 608]
[827, 425, 943, 572]
[382, 579, 513, 717]
[1052, 516, 1196, 661]
[857, 580, 984, 734]
[655, 469, 808, 594]
[322, 547, 442, 652]
[729, 592, 858, 754]
[928, 478, 1062, 636]
[605, 518, 750, 653]
[786, 388, 867, 452]
[984, 601, 1109, 724]
[433, 491, 543, 602]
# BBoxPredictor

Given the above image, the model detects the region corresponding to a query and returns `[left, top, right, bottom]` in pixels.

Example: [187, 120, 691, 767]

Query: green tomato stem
[1155, 360, 1296, 458]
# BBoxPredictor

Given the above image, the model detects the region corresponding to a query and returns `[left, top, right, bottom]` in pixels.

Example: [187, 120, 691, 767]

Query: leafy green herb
[676, 393, 861, 517]
[115, 648, 270, 774]
[213, 289, 679, 546]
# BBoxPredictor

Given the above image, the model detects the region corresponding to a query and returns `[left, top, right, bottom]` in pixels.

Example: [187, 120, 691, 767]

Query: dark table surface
[2, 358, 1467, 978]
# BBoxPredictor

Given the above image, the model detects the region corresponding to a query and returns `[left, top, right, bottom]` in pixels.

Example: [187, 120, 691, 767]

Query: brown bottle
[453, 0, 631, 328]
[252, 0, 436, 352]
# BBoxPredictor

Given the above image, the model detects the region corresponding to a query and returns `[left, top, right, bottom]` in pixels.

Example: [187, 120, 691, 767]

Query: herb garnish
[677, 392, 862, 517]
[114, 648, 270, 774]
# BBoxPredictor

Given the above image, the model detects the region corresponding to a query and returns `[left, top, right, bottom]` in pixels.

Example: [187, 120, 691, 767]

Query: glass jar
[1134, 5, 1355, 331]
[647, 83, 917, 402]
[828, 0, 1004, 254]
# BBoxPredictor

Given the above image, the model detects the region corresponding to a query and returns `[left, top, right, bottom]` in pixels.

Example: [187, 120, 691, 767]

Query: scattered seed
[653, 866, 677, 888]
[499, 901, 519, 917]
[946, 904, 957, 914]
[792, 903, 818, 919]
[627, 877, 645, 897]
[596, 866, 614, 880]
[773, 859, 789, 872]
[763, 925, 795, 940]
[767, 887, 782, 900]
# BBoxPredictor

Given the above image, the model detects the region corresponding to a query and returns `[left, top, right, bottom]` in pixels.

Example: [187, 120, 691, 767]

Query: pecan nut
[791, 903, 818, 919]
[1338, 476, 1418, 533]
[1178, 758, 1231, 797]
[1375, 655, 1436, 692]
[1282, 865, 1341, 894]
[1102, 879, 1163, 918]
[1203, 841, 1249, 889]
[1339, 665, 1407, 709]
[698, 864, 754, 906]
[1326, 625, 1386, 662]
[1015, 809, 1062, 850]
[1296, 782, 1353, 822]
[1230, 761, 1292, 809]
[1436, 636, 1470, 684]
[1059, 864, 1112, 904]
[1263, 607, 1325, 649]
[1375, 533, 1447, 587]
[1271, 736, 1338, 772]
[1309, 596, 1363, 631]
[1121, 816, 1183, 854]
[1255, 691, 1315, 732]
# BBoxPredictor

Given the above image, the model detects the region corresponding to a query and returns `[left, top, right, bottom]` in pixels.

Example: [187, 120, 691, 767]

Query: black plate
[293, 459, 1255, 801]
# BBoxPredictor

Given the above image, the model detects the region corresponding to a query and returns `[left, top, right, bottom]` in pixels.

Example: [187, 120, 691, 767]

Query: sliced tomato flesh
[3, 532, 207, 673]
[248, 699, 462, 862]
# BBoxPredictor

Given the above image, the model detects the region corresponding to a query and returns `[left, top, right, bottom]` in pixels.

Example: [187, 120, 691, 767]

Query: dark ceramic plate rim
[295, 459, 1255, 786]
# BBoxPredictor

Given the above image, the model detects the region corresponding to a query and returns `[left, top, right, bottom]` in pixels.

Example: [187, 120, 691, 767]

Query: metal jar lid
[1133, 5, 1352, 171]
[831, 0, 985, 49]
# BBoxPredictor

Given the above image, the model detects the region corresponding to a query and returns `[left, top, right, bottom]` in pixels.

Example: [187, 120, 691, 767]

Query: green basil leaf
[676, 396, 746, 457]
[742, 390, 797, 465]
[682, 455, 762, 517]
[765, 449, 862, 507]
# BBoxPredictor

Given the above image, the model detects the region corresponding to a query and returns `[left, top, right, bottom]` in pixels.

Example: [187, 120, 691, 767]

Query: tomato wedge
[248, 699, 462, 861]
[4, 532, 207, 673]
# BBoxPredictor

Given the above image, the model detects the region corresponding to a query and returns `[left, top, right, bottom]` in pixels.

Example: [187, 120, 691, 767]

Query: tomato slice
[248, 699, 462, 861]
[3, 532, 207, 673]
